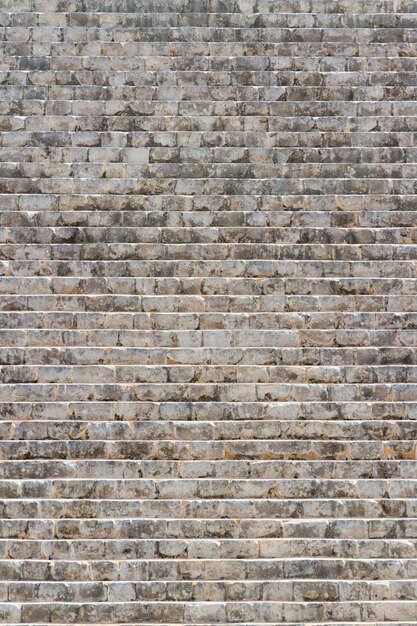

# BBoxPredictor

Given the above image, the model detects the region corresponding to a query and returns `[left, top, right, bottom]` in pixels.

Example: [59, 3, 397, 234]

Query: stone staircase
[0, 0, 417, 623]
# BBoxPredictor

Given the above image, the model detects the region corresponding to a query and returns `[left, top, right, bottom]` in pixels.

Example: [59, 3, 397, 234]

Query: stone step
[0, 399, 411, 421]
[0, 293, 416, 313]
[4, 13, 417, 27]
[0, 310, 408, 328]
[0, 557, 416, 580]
[3, 128, 417, 145]
[0, 599, 416, 623]
[0, 497, 413, 516]
[1, 579, 417, 602]
[3, 523, 417, 544]
[4, 147, 417, 164]
[3, 364, 417, 385]
[2, 192, 413, 211]
[3, 0, 417, 13]
[2, 459, 417, 479]
[0, 439, 414, 461]
[3, 477, 417, 497]
[0, 211, 416, 228]
[6, 623, 417, 626]
[0, 179, 414, 196]
[6, 86, 417, 102]
[0, 420, 416, 439]
[0, 382, 416, 404]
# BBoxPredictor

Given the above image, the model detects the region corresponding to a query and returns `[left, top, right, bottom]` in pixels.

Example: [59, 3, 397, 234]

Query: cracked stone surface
[0, 0, 416, 624]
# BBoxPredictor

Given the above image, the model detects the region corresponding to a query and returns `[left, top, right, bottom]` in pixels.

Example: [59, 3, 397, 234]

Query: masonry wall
[0, 0, 416, 624]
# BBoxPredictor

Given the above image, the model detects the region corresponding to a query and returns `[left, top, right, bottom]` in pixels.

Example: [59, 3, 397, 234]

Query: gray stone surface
[0, 0, 416, 623]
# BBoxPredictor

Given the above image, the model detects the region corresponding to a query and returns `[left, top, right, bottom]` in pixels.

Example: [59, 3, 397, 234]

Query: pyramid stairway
[0, 0, 416, 623]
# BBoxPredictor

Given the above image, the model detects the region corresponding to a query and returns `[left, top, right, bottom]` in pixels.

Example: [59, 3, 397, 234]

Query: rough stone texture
[0, 0, 416, 623]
